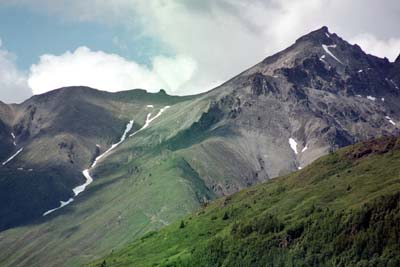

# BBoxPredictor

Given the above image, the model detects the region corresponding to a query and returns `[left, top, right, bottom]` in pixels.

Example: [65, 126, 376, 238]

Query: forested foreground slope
[87, 136, 400, 267]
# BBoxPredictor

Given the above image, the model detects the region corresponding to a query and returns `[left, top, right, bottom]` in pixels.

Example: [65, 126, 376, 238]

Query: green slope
[0, 87, 194, 231]
[0, 91, 217, 267]
[86, 136, 400, 267]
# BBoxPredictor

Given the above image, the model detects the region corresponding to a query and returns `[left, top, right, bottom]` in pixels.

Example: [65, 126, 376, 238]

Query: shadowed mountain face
[0, 27, 399, 267]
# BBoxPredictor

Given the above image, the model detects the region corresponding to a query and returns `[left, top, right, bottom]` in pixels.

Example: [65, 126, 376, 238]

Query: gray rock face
[191, 26, 400, 185]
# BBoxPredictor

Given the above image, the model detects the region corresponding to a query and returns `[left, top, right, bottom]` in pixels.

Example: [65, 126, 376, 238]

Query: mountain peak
[315, 25, 329, 34]
[158, 89, 167, 95]
[295, 26, 335, 45]
[396, 53, 400, 63]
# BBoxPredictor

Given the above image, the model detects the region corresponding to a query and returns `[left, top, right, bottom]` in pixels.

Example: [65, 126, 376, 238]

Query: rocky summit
[0, 27, 399, 267]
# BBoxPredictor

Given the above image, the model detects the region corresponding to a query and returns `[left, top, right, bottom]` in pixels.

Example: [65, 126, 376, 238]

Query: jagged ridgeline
[87, 136, 400, 267]
[0, 26, 399, 267]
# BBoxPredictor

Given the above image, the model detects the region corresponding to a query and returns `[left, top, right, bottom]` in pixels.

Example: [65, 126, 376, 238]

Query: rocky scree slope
[177, 26, 400, 195]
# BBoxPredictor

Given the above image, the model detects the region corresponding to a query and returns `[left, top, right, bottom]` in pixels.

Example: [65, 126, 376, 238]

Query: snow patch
[301, 145, 308, 153]
[325, 32, 330, 38]
[129, 106, 170, 137]
[322, 44, 344, 64]
[358, 69, 363, 73]
[386, 78, 399, 89]
[367, 96, 376, 101]
[43, 198, 74, 216]
[356, 94, 362, 98]
[381, 98, 385, 102]
[91, 119, 134, 168]
[298, 166, 302, 170]
[385, 116, 396, 126]
[11, 132, 16, 146]
[73, 169, 94, 196]
[43, 106, 171, 216]
[289, 138, 298, 154]
[43, 170, 93, 216]
[2, 148, 23, 166]
[319, 55, 328, 65]
[390, 79, 399, 90]
[43, 119, 134, 216]
[146, 104, 154, 108]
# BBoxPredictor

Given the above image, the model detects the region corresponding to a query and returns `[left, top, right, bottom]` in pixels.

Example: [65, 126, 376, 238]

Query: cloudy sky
[0, 0, 399, 103]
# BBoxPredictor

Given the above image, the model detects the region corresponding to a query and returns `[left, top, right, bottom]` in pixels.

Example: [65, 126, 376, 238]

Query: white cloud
[153, 55, 197, 93]
[28, 46, 197, 95]
[127, 1, 274, 94]
[25, 0, 397, 93]
[0, 38, 31, 103]
[3, 0, 400, 96]
[350, 34, 400, 62]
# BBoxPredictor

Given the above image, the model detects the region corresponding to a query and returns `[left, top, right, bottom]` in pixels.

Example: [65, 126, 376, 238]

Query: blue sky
[0, 0, 399, 103]
[0, 5, 166, 69]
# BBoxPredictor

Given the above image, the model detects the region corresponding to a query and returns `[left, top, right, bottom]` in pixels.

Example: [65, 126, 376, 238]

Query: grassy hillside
[86, 136, 400, 267]
[0, 91, 216, 267]
[0, 87, 196, 231]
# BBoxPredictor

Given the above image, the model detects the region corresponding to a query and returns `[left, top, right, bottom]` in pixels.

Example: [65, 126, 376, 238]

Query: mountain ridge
[0, 26, 399, 267]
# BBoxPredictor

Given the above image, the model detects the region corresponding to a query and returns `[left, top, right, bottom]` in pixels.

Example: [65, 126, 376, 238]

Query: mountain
[0, 26, 399, 266]
[0, 87, 188, 231]
[86, 136, 400, 267]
